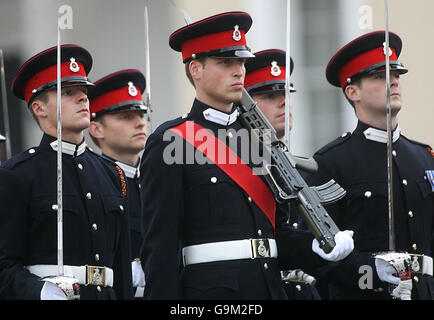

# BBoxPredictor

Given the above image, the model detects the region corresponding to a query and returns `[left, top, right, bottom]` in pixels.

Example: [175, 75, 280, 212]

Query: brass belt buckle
[250, 239, 270, 259]
[86, 265, 106, 286]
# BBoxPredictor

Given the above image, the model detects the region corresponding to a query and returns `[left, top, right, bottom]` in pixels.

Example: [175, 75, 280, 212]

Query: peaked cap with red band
[169, 11, 254, 63]
[244, 49, 295, 94]
[89, 69, 146, 119]
[326, 31, 408, 88]
[12, 44, 94, 104]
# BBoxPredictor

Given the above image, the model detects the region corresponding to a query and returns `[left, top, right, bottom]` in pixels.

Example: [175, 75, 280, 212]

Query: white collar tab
[203, 108, 238, 126]
[363, 125, 400, 144]
[50, 140, 87, 156]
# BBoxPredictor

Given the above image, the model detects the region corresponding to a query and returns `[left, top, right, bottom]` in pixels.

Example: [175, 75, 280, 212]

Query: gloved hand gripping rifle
[236, 88, 346, 253]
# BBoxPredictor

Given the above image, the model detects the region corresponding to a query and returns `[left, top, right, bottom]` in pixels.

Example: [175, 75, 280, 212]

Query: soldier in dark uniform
[88, 69, 147, 298]
[244, 49, 321, 300]
[306, 31, 434, 299]
[0, 45, 132, 300]
[139, 11, 354, 300]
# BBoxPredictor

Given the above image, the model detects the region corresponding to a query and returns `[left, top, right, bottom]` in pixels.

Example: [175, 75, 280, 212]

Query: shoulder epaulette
[153, 115, 189, 135]
[400, 135, 433, 158]
[1, 147, 39, 169]
[316, 132, 351, 155]
[426, 146, 434, 159]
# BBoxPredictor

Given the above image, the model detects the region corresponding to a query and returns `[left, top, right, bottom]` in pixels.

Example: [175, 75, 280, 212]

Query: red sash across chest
[169, 121, 276, 229]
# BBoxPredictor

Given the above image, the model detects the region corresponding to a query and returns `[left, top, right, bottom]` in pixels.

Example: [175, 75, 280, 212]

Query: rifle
[236, 88, 346, 253]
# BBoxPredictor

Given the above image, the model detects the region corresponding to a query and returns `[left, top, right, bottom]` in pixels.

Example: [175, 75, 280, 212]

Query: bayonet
[0, 49, 12, 160]
[284, 0, 291, 149]
[144, 5, 153, 134]
[168, 0, 192, 25]
[56, 26, 64, 277]
[383, 0, 395, 252]
[39, 19, 80, 300]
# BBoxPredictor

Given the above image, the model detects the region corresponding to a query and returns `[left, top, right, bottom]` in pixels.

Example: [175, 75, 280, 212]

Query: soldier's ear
[89, 120, 105, 140]
[31, 100, 48, 119]
[345, 84, 361, 104]
[189, 60, 203, 82]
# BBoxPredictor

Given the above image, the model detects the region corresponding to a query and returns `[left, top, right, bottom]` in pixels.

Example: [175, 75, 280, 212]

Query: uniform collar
[189, 98, 238, 126]
[43, 134, 87, 156]
[101, 153, 140, 179]
[355, 121, 401, 144]
[115, 161, 140, 179]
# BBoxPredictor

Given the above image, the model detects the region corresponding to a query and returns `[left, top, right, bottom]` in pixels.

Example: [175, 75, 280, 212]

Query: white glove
[40, 281, 67, 300]
[375, 257, 400, 285]
[132, 259, 146, 287]
[391, 279, 412, 300]
[312, 230, 354, 262]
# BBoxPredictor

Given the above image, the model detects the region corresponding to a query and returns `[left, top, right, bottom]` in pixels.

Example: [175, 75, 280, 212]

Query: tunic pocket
[100, 194, 124, 252]
[184, 166, 245, 227]
[30, 195, 79, 252]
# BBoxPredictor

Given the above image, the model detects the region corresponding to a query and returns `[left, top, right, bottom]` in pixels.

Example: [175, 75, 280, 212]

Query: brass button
[95, 253, 100, 261]
[263, 263, 268, 270]
[28, 148, 35, 154]
[210, 177, 217, 183]
[248, 196, 252, 202]
[257, 229, 262, 236]
[296, 285, 302, 292]
[92, 224, 98, 231]
[392, 150, 397, 157]
[364, 191, 372, 198]
[119, 205, 124, 212]
[408, 211, 413, 218]
[96, 286, 102, 292]
[412, 243, 417, 251]
[292, 222, 298, 230]
[78, 163, 83, 170]
[86, 192, 92, 200]
[402, 179, 408, 186]
[51, 204, 58, 211]
[414, 276, 419, 283]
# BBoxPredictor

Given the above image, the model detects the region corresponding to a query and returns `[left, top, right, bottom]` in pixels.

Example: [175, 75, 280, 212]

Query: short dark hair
[184, 57, 207, 87]
[28, 90, 50, 129]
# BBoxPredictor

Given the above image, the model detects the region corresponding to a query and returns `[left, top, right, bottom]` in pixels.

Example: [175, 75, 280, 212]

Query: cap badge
[382, 42, 392, 57]
[69, 57, 80, 72]
[128, 81, 138, 97]
[270, 61, 281, 77]
[232, 25, 241, 41]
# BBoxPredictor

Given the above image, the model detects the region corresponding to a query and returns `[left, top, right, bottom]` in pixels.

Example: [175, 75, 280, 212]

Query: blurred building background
[0, 0, 432, 159]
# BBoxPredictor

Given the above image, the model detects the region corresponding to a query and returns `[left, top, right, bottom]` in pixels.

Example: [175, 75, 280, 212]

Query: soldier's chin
[231, 90, 243, 102]
[390, 103, 402, 113]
